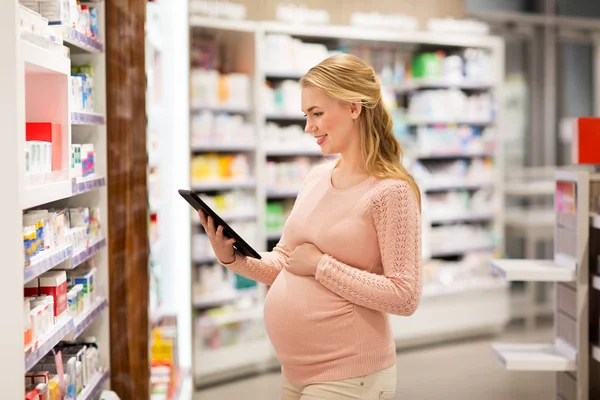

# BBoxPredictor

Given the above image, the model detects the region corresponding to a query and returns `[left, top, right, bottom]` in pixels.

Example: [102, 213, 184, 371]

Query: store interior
[4, 0, 600, 399]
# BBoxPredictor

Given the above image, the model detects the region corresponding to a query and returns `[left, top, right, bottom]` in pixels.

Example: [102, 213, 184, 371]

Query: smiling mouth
[315, 134, 328, 145]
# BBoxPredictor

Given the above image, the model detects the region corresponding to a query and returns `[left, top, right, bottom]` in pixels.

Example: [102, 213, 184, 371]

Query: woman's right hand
[198, 210, 237, 264]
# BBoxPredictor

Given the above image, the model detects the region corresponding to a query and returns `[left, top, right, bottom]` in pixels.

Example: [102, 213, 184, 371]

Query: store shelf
[266, 187, 300, 198]
[194, 338, 272, 377]
[23, 180, 72, 209]
[265, 71, 305, 80]
[24, 244, 73, 284]
[395, 78, 494, 92]
[422, 278, 508, 298]
[191, 143, 256, 152]
[415, 151, 494, 160]
[594, 275, 600, 291]
[72, 175, 107, 195]
[504, 181, 555, 197]
[266, 230, 283, 240]
[192, 105, 250, 114]
[266, 147, 322, 157]
[71, 297, 108, 339]
[593, 345, 600, 363]
[77, 370, 110, 400]
[25, 317, 75, 371]
[21, 40, 70, 75]
[490, 259, 575, 282]
[71, 111, 106, 125]
[429, 211, 494, 224]
[197, 306, 263, 327]
[192, 255, 217, 264]
[71, 237, 107, 268]
[423, 182, 493, 192]
[490, 342, 576, 371]
[64, 28, 104, 53]
[193, 210, 257, 224]
[191, 178, 256, 192]
[265, 113, 305, 121]
[430, 244, 494, 258]
[408, 118, 493, 126]
[193, 288, 258, 309]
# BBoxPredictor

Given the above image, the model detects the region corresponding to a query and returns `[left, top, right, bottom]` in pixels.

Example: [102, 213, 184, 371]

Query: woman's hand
[198, 210, 236, 264]
[286, 243, 324, 276]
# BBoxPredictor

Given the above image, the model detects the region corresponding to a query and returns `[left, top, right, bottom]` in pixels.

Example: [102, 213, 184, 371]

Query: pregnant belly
[264, 269, 360, 367]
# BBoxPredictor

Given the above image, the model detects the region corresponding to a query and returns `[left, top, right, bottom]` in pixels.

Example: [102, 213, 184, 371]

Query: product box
[571, 117, 600, 165]
[39, 271, 67, 318]
[72, 268, 95, 309]
[26, 123, 62, 171]
[25, 279, 40, 297]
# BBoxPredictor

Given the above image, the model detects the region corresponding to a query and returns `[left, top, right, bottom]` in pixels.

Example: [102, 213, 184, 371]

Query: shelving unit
[2, 1, 111, 397]
[489, 168, 600, 400]
[179, 12, 510, 385]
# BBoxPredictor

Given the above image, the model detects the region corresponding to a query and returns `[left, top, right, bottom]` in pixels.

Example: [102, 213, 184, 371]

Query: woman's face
[301, 85, 360, 155]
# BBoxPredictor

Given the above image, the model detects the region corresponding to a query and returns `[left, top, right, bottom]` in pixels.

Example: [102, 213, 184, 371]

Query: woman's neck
[337, 149, 367, 176]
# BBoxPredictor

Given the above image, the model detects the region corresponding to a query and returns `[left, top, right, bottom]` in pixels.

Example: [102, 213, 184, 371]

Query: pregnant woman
[198, 53, 422, 400]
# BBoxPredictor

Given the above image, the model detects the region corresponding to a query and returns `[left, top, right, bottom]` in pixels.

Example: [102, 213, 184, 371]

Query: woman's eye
[313, 112, 322, 117]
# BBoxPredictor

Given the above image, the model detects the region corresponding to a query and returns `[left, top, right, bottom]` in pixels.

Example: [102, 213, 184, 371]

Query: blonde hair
[300, 53, 422, 210]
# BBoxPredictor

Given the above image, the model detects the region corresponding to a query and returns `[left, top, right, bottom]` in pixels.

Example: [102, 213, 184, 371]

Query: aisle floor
[194, 326, 554, 400]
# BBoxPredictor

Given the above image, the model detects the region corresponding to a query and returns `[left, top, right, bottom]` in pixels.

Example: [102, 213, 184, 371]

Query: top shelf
[491, 259, 575, 282]
[395, 78, 494, 92]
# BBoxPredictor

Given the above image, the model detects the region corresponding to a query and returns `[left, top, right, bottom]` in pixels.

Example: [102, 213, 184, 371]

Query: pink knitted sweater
[222, 162, 422, 383]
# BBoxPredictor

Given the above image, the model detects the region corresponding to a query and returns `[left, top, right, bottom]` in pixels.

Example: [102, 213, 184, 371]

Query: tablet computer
[178, 189, 262, 259]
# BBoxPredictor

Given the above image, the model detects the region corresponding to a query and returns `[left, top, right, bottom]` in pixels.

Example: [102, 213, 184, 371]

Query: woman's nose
[305, 120, 316, 134]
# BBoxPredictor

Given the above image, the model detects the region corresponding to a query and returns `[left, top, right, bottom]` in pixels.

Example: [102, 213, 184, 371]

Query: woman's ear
[350, 101, 362, 120]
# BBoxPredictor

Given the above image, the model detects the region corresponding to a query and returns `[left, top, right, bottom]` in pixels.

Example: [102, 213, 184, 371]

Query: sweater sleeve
[314, 180, 422, 316]
[219, 243, 290, 286]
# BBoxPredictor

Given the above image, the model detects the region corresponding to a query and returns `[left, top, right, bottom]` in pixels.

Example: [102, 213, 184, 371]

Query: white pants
[281, 365, 396, 400]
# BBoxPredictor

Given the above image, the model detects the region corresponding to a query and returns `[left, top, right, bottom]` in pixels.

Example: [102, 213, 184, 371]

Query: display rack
[490, 168, 600, 400]
[1, 0, 111, 397]
[184, 15, 508, 387]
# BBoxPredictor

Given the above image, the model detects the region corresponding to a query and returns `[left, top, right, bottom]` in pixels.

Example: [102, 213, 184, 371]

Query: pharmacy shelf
[71, 297, 108, 339]
[265, 71, 304, 80]
[192, 255, 217, 264]
[422, 278, 508, 298]
[24, 244, 73, 284]
[593, 345, 600, 363]
[266, 147, 322, 157]
[415, 151, 494, 160]
[191, 178, 256, 192]
[194, 338, 272, 377]
[21, 40, 70, 76]
[265, 113, 305, 121]
[594, 275, 600, 291]
[23, 180, 72, 209]
[64, 28, 104, 53]
[193, 287, 258, 309]
[72, 175, 107, 195]
[490, 342, 576, 371]
[77, 370, 110, 400]
[423, 182, 493, 192]
[197, 306, 263, 327]
[429, 211, 494, 224]
[395, 78, 494, 93]
[408, 118, 493, 126]
[71, 237, 107, 268]
[266, 187, 300, 198]
[192, 105, 250, 115]
[25, 317, 75, 371]
[504, 181, 555, 197]
[430, 244, 494, 258]
[71, 111, 106, 125]
[191, 143, 256, 152]
[193, 210, 258, 224]
[490, 259, 575, 282]
[266, 230, 282, 240]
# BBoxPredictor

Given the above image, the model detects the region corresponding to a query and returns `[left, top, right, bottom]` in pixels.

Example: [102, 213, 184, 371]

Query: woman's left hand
[286, 243, 324, 276]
